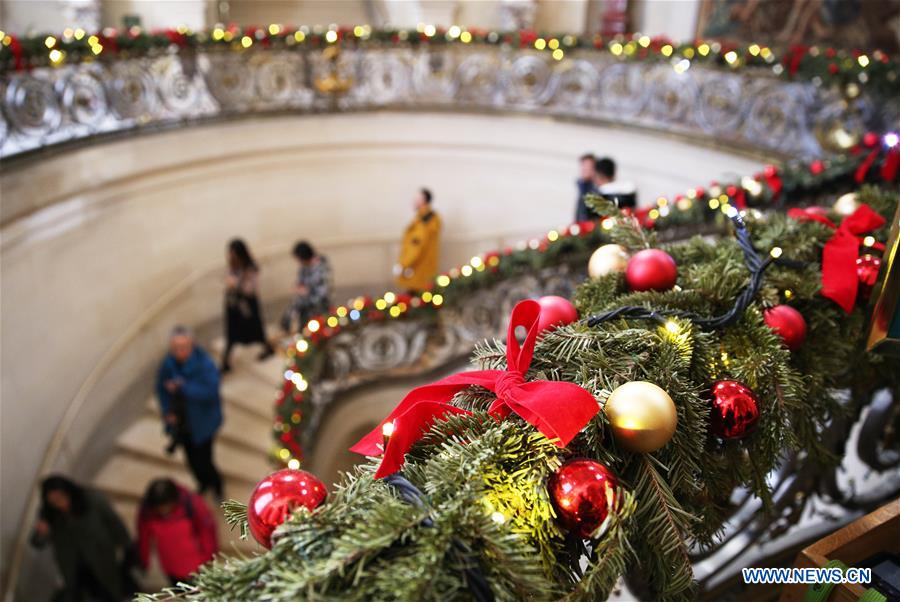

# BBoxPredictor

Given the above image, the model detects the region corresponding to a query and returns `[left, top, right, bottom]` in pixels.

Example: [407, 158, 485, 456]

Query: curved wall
[0, 110, 763, 578]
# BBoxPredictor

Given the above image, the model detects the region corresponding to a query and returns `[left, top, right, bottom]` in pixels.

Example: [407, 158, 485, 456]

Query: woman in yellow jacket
[396, 188, 441, 292]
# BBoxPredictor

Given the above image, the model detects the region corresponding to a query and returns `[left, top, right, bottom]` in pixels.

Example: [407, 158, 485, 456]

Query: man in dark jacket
[156, 326, 224, 501]
[574, 153, 597, 223]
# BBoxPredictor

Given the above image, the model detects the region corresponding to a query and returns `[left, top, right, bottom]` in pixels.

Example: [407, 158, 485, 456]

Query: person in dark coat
[156, 326, 224, 501]
[280, 241, 333, 333]
[574, 152, 598, 222]
[593, 157, 637, 209]
[31, 475, 134, 602]
[222, 239, 274, 373]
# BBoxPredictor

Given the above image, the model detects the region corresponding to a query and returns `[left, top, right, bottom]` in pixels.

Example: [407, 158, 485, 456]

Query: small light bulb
[382, 421, 395, 437]
[665, 320, 680, 334]
[770, 247, 783, 259]
[490, 511, 506, 524]
[287, 458, 300, 470]
[863, 236, 875, 247]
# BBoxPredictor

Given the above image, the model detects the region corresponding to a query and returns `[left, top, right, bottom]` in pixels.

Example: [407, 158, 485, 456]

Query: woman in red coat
[137, 479, 218, 585]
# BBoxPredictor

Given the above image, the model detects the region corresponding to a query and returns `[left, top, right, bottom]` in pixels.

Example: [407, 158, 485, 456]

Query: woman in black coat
[31, 476, 134, 602]
[222, 239, 274, 372]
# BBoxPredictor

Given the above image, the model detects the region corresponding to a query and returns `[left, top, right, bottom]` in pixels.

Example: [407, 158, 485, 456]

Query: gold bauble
[604, 381, 677, 453]
[589, 244, 629, 278]
[833, 192, 860, 217]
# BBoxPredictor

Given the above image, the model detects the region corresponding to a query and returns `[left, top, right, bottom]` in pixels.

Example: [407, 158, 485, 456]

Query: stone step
[219, 372, 277, 419]
[115, 418, 267, 487]
[94, 454, 256, 506]
[139, 399, 272, 456]
[218, 404, 273, 455]
[206, 322, 281, 357]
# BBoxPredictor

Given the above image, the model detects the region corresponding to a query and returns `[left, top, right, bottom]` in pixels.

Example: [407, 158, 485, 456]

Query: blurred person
[137, 478, 218, 586]
[31, 475, 135, 602]
[395, 188, 441, 292]
[280, 241, 333, 333]
[156, 326, 224, 501]
[593, 157, 637, 209]
[222, 239, 274, 373]
[574, 152, 598, 222]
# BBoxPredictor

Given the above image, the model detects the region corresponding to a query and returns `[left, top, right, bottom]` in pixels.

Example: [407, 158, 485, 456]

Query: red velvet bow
[762, 166, 783, 200]
[788, 204, 886, 313]
[350, 299, 599, 478]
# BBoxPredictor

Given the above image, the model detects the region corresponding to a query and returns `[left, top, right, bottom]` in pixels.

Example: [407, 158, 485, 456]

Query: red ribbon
[855, 133, 882, 184]
[350, 299, 599, 478]
[762, 166, 782, 200]
[8, 34, 25, 71]
[788, 204, 885, 313]
[881, 147, 899, 182]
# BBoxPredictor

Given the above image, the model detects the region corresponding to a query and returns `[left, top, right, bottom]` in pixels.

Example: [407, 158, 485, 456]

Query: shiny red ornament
[535, 295, 578, 333]
[625, 249, 678, 292]
[248, 469, 327, 548]
[810, 160, 825, 175]
[708, 380, 760, 439]
[856, 254, 882, 300]
[764, 305, 807, 351]
[548, 459, 618, 538]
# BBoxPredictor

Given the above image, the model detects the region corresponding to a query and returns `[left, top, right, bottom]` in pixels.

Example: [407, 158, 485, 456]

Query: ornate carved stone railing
[2, 43, 894, 161]
[301, 265, 583, 444]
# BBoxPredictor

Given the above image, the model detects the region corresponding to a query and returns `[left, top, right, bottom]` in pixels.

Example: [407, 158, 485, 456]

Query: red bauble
[548, 459, 617, 538]
[625, 249, 678, 292]
[810, 160, 825, 175]
[248, 469, 327, 548]
[708, 380, 760, 439]
[764, 305, 807, 351]
[856, 254, 882, 300]
[536, 295, 578, 333]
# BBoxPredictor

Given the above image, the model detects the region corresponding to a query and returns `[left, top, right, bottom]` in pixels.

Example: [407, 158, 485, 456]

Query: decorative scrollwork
[503, 54, 557, 107]
[201, 53, 255, 110]
[594, 61, 649, 118]
[744, 81, 818, 155]
[644, 64, 700, 124]
[412, 50, 458, 101]
[357, 51, 411, 106]
[4, 75, 62, 136]
[455, 53, 501, 103]
[1, 44, 894, 160]
[695, 72, 746, 135]
[552, 59, 599, 111]
[60, 67, 108, 127]
[105, 61, 155, 119]
[253, 52, 305, 105]
[153, 56, 200, 113]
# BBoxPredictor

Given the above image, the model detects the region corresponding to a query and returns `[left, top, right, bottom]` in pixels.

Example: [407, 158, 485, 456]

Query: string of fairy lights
[0, 23, 896, 96]
[272, 133, 898, 466]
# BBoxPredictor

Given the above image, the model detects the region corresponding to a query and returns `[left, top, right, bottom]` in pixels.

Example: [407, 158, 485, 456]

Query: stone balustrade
[2, 43, 892, 161]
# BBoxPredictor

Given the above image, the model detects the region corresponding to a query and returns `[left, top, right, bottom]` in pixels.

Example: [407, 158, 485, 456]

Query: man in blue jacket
[156, 326, 224, 501]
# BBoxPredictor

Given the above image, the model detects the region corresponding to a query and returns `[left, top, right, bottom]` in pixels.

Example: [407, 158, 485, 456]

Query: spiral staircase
[85, 334, 279, 587]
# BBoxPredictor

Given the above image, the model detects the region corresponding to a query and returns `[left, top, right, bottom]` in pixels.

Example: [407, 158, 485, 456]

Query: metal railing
[2, 43, 893, 161]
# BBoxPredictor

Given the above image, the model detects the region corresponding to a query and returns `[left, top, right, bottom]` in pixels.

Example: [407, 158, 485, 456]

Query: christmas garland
[273, 133, 900, 466]
[1, 24, 897, 97]
[140, 180, 898, 602]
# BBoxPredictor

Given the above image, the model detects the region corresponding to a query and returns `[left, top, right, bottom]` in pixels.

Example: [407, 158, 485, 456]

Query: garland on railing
[272, 135, 899, 466]
[1, 24, 897, 97]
